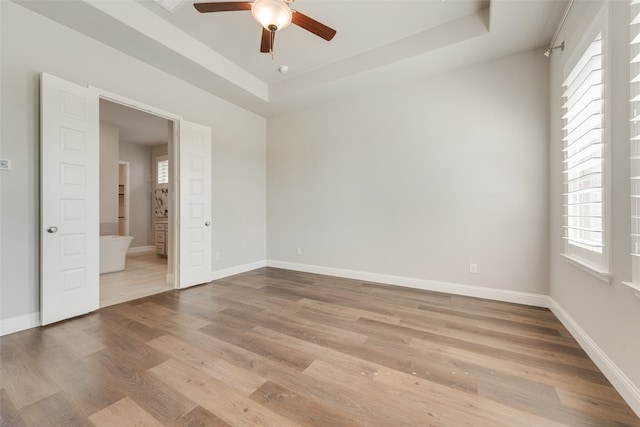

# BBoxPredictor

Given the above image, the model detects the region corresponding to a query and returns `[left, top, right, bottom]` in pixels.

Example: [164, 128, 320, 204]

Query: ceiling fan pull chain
[270, 30, 275, 59]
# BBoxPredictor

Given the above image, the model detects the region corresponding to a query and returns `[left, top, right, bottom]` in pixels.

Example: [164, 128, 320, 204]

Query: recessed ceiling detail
[13, 0, 568, 116]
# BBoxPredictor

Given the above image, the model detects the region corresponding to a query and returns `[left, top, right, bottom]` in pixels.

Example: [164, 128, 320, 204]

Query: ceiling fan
[193, 0, 336, 56]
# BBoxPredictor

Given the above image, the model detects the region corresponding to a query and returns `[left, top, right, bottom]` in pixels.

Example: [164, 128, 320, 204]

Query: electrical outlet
[296, 248, 302, 256]
[215, 252, 220, 261]
[469, 263, 478, 274]
[0, 159, 11, 171]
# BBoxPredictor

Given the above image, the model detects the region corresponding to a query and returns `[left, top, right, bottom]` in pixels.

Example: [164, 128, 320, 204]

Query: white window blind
[562, 32, 605, 267]
[630, 1, 640, 280]
[157, 158, 169, 186]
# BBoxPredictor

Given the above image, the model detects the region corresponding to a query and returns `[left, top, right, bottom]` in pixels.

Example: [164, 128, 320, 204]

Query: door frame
[90, 86, 182, 289]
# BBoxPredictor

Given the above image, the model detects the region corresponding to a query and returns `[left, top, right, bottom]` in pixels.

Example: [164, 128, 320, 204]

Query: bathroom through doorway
[98, 99, 174, 307]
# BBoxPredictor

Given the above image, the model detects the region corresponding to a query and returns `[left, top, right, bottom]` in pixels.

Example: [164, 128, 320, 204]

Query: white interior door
[178, 120, 212, 288]
[40, 73, 99, 326]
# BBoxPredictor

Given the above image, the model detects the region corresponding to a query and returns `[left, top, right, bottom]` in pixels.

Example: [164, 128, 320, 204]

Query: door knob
[205, 221, 211, 226]
[47, 226, 59, 234]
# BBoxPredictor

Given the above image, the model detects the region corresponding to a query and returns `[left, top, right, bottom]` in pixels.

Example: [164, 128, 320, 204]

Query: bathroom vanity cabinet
[154, 222, 167, 256]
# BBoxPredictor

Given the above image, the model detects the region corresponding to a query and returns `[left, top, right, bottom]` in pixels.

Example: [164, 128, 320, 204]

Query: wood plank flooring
[2, 267, 639, 426]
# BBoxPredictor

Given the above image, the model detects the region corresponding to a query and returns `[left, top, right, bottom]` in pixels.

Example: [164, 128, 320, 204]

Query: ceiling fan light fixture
[251, 0, 292, 32]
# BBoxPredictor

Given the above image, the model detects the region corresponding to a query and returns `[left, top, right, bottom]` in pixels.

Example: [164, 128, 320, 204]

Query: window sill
[622, 281, 640, 298]
[561, 254, 612, 285]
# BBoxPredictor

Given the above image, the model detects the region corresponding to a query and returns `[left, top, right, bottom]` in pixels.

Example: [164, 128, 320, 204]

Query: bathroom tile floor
[100, 251, 171, 308]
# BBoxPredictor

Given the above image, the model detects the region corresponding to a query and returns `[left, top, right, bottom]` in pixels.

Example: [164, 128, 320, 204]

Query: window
[630, 1, 640, 284]
[157, 156, 169, 188]
[562, 24, 608, 273]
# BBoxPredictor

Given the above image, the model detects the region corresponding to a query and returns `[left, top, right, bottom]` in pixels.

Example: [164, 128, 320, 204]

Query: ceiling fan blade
[193, 2, 252, 13]
[291, 10, 336, 41]
[260, 28, 272, 53]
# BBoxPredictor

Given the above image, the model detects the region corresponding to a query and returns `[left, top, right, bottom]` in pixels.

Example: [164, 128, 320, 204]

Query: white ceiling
[15, 0, 568, 117]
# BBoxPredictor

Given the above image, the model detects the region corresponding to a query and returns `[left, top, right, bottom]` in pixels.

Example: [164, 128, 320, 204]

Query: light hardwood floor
[100, 252, 171, 308]
[2, 267, 639, 426]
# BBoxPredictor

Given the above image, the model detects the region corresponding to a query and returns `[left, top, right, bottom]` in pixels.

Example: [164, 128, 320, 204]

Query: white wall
[549, 0, 640, 409]
[267, 49, 549, 296]
[119, 141, 152, 247]
[99, 121, 119, 231]
[0, 1, 266, 323]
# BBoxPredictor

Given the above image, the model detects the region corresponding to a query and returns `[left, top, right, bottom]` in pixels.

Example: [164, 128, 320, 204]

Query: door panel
[41, 73, 99, 325]
[178, 121, 212, 288]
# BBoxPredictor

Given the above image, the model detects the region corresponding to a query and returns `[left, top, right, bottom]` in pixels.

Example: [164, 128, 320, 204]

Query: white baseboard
[210, 260, 267, 282]
[127, 245, 154, 254]
[267, 260, 549, 307]
[0, 312, 40, 336]
[548, 298, 640, 417]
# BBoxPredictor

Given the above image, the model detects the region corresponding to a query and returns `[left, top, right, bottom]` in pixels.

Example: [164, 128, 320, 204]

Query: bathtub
[100, 235, 134, 274]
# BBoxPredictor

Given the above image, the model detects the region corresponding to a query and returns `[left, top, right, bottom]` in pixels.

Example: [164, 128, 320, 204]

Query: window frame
[560, 6, 612, 283]
[627, 0, 640, 292]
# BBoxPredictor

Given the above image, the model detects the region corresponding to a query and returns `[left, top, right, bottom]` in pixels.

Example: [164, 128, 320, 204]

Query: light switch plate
[0, 159, 11, 171]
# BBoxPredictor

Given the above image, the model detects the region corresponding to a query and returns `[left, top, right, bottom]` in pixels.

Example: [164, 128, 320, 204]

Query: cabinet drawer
[154, 223, 167, 232]
[155, 242, 166, 255]
[155, 231, 166, 243]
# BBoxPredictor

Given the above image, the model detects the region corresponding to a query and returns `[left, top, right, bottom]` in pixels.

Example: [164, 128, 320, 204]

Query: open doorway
[40, 73, 213, 325]
[98, 99, 174, 307]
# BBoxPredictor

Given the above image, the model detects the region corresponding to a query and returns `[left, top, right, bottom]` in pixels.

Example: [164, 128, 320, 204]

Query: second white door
[178, 120, 212, 288]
